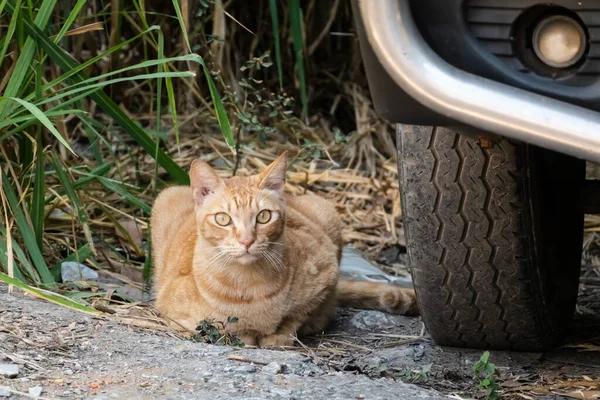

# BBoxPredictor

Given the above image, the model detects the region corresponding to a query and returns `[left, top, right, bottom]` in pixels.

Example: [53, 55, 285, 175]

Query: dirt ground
[1, 273, 599, 400]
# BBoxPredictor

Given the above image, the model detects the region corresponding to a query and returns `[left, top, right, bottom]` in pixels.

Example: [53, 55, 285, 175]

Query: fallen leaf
[114, 219, 144, 254]
[90, 382, 100, 389]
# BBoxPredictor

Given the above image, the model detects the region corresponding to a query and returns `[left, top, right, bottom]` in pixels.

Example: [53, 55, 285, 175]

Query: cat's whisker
[267, 249, 284, 264]
[261, 252, 280, 272]
[204, 250, 233, 268]
[262, 250, 285, 272]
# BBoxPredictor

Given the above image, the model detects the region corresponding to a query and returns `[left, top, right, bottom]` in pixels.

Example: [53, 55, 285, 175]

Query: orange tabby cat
[151, 152, 417, 347]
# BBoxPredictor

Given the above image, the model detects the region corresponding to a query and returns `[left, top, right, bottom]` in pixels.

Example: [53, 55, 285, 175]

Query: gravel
[0, 288, 450, 399]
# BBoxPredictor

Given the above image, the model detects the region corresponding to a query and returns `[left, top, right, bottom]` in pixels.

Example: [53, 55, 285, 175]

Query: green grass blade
[98, 177, 151, 215]
[6, 6, 189, 185]
[268, 0, 283, 90]
[171, 0, 191, 52]
[54, 163, 112, 197]
[50, 0, 114, 166]
[31, 132, 45, 250]
[289, 0, 308, 118]
[0, 0, 9, 20]
[0, 0, 58, 119]
[0, 169, 55, 286]
[203, 68, 236, 151]
[170, 0, 234, 151]
[50, 153, 95, 253]
[36, 70, 195, 107]
[0, 110, 85, 131]
[53, 0, 86, 43]
[0, 229, 26, 282]
[165, 73, 179, 145]
[41, 53, 200, 96]
[0, 225, 39, 283]
[0, 0, 21, 72]
[3, 97, 76, 155]
[41, 26, 160, 92]
[0, 272, 100, 315]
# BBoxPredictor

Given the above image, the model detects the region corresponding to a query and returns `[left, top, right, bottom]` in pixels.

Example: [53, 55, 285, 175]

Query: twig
[227, 355, 269, 366]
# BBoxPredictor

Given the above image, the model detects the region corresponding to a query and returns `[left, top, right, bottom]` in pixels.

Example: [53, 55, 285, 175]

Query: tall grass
[0, 0, 232, 298]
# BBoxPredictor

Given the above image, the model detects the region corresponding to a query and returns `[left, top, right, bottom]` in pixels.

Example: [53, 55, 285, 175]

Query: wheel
[398, 125, 585, 351]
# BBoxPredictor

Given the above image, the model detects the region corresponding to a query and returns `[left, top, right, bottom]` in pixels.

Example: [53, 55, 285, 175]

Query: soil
[1, 277, 599, 400]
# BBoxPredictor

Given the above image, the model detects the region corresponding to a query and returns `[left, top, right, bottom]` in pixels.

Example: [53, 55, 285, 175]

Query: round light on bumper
[533, 15, 586, 68]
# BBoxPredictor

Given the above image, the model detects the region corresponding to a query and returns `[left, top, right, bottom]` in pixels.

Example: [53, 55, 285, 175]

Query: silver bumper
[358, 0, 600, 163]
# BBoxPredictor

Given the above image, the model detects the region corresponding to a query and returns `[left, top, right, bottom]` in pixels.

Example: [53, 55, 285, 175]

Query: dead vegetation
[1, 0, 600, 399]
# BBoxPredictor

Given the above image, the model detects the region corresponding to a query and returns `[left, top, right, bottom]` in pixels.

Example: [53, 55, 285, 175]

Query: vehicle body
[351, 0, 600, 350]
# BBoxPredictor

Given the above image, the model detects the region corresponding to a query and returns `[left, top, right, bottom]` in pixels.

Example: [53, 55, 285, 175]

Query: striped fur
[151, 153, 418, 347]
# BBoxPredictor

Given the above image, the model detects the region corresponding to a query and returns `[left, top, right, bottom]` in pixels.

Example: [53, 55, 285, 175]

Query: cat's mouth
[235, 252, 258, 264]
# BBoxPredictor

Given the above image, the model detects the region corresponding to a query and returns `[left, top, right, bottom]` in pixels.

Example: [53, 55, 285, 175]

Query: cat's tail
[335, 281, 419, 316]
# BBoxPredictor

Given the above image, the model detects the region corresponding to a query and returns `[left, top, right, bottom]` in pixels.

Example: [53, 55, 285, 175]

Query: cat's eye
[214, 212, 232, 226]
[256, 210, 272, 224]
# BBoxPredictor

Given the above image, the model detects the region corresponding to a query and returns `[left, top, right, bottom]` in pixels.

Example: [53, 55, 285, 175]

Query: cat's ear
[258, 152, 287, 196]
[190, 159, 225, 206]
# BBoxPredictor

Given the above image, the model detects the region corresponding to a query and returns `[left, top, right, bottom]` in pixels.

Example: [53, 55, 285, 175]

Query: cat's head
[189, 152, 287, 265]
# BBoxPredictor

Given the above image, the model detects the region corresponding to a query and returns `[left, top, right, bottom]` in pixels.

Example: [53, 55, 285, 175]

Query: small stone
[0, 386, 10, 397]
[261, 362, 283, 375]
[64, 369, 73, 375]
[0, 364, 19, 378]
[28, 387, 42, 397]
[61, 262, 99, 282]
[233, 364, 256, 374]
[350, 311, 397, 330]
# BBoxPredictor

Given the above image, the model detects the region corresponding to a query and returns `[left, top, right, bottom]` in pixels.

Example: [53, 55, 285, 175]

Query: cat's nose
[238, 238, 255, 250]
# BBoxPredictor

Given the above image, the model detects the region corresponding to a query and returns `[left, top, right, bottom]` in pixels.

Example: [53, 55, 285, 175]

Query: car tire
[397, 125, 585, 351]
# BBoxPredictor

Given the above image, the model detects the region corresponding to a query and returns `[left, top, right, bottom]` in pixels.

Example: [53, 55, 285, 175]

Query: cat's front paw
[260, 334, 294, 348]
[238, 335, 258, 346]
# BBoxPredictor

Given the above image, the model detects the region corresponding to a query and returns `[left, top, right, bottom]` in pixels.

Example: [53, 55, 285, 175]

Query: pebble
[61, 262, 99, 282]
[0, 364, 18, 378]
[261, 362, 283, 375]
[0, 386, 10, 397]
[349, 310, 398, 330]
[28, 387, 42, 397]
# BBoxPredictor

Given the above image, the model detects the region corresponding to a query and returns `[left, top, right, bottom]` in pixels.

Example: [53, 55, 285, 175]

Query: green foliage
[216, 51, 295, 146]
[268, 0, 308, 118]
[192, 317, 245, 347]
[396, 363, 432, 383]
[0, 0, 233, 295]
[473, 351, 502, 400]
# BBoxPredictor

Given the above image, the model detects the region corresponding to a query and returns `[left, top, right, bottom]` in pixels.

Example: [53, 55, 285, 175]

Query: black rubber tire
[398, 125, 585, 351]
